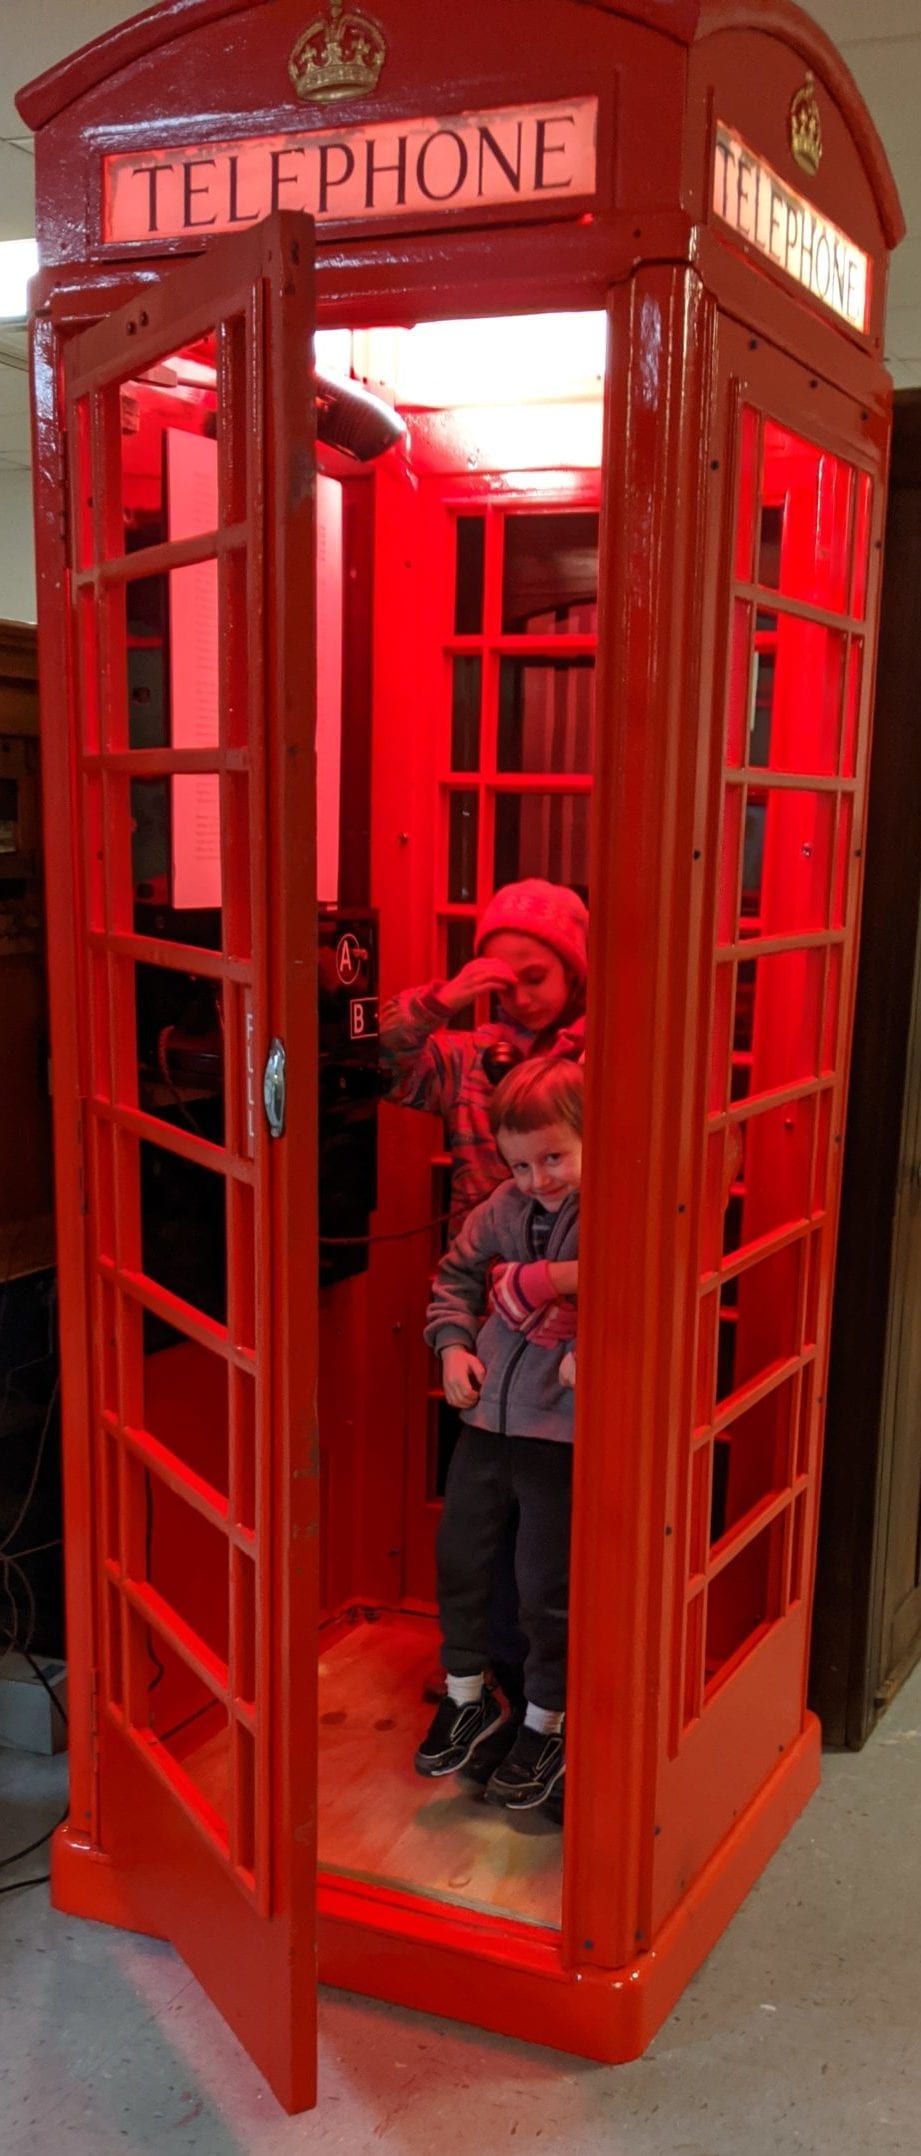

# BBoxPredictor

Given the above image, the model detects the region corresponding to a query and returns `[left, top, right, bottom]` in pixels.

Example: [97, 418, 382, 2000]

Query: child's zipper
[497, 1336, 529, 1437]
[498, 1194, 577, 1431]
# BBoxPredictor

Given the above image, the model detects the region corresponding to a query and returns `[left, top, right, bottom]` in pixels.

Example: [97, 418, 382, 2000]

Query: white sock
[525, 1703, 564, 1736]
[446, 1673, 485, 1706]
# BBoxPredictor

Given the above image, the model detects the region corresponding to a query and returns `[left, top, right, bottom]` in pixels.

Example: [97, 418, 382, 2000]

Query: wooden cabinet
[0, 621, 54, 1279]
[811, 393, 921, 1745]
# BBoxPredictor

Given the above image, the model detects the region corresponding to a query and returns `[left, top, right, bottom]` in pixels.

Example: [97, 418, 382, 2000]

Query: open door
[53, 214, 319, 2111]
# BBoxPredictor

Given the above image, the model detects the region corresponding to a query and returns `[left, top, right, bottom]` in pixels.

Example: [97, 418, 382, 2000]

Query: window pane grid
[70, 304, 270, 1907]
[438, 498, 598, 943]
[678, 407, 867, 1731]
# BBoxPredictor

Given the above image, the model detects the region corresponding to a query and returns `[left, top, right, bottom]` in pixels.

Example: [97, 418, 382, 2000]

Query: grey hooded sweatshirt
[424, 1180, 579, 1446]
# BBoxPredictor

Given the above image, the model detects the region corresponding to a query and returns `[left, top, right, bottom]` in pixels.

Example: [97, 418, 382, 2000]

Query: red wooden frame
[41, 214, 321, 2113]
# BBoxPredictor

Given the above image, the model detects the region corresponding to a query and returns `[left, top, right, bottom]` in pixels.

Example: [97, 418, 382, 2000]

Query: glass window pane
[443, 915, 476, 979]
[739, 797, 763, 935]
[126, 563, 219, 752]
[759, 423, 853, 614]
[726, 1242, 803, 1400]
[732, 949, 824, 1098]
[749, 628, 776, 766]
[116, 775, 224, 955]
[714, 1378, 796, 1541]
[135, 963, 225, 1145]
[493, 791, 590, 898]
[451, 657, 482, 771]
[502, 512, 599, 634]
[725, 601, 752, 767]
[447, 790, 478, 904]
[120, 346, 219, 558]
[757, 505, 783, 591]
[454, 516, 485, 634]
[136, 1617, 230, 1838]
[498, 658, 594, 773]
[131, 773, 223, 928]
[704, 1516, 784, 1694]
[740, 788, 835, 937]
[722, 1098, 816, 1259]
[143, 1335, 229, 1497]
[142, 1466, 230, 1667]
[747, 614, 846, 777]
[140, 1137, 227, 1325]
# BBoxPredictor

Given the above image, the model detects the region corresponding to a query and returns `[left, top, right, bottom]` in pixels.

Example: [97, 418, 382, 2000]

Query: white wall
[0, 467, 36, 622]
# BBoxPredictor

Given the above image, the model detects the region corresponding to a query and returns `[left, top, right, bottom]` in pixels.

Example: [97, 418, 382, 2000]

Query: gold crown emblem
[789, 72, 823, 177]
[289, 0, 386, 104]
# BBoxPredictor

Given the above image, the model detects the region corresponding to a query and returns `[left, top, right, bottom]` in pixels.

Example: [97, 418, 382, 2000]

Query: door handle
[263, 1038, 287, 1138]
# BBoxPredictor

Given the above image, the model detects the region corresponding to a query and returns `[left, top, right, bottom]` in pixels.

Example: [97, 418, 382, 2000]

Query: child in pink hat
[381, 877, 588, 1233]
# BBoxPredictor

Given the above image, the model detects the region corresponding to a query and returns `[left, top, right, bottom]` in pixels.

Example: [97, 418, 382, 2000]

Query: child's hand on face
[440, 957, 518, 1013]
[442, 1345, 486, 1409]
[559, 1348, 577, 1389]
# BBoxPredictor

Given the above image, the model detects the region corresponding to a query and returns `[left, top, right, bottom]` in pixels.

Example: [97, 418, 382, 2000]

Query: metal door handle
[263, 1038, 287, 1138]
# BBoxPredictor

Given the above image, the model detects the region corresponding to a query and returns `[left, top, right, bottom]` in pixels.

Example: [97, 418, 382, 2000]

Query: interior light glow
[315, 328, 353, 376]
[0, 238, 39, 322]
[364, 312, 608, 409]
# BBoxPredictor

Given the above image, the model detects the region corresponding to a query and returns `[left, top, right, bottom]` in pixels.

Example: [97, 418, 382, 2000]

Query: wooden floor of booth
[317, 1611, 563, 1927]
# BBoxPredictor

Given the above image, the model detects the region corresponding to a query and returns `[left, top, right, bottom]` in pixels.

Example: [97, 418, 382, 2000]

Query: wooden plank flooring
[317, 1612, 562, 1928]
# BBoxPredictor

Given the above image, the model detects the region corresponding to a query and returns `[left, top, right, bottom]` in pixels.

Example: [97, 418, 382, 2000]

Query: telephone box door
[55, 214, 319, 2112]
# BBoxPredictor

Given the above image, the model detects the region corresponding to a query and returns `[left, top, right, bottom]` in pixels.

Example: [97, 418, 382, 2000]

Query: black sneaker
[484, 1722, 564, 1810]
[414, 1687, 506, 1778]
[461, 1694, 526, 1786]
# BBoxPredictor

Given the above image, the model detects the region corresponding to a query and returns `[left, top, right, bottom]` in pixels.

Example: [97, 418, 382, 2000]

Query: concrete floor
[1, 1666, 919, 2155]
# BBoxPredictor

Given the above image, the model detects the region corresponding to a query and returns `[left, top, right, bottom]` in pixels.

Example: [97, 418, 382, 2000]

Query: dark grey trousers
[437, 1427, 572, 1712]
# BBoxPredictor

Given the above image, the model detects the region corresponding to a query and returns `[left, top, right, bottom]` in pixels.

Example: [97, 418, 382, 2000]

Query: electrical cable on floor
[0, 1810, 68, 1875]
[0, 1625, 69, 1879]
[0, 1254, 66, 1891]
[1, 1536, 62, 1565]
[19, 1643, 69, 1730]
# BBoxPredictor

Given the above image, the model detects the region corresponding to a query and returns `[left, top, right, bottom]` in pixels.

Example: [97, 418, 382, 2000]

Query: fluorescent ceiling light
[370, 313, 608, 408]
[0, 238, 39, 322]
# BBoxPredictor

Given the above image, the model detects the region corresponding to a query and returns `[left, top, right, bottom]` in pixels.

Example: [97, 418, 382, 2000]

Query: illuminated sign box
[104, 98, 598, 245]
[712, 123, 870, 333]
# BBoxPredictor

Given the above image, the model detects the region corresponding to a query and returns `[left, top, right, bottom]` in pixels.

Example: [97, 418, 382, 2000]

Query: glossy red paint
[19, 0, 902, 2117]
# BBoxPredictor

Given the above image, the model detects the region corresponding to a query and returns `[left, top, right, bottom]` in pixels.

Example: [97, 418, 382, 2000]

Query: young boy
[415, 1058, 581, 1814]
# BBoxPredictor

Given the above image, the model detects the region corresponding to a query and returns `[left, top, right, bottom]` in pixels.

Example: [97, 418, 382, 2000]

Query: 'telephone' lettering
[712, 123, 869, 331]
[105, 99, 598, 244]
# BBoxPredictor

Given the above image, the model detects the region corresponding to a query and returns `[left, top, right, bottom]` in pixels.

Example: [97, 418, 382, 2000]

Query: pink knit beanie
[475, 879, 589, 982]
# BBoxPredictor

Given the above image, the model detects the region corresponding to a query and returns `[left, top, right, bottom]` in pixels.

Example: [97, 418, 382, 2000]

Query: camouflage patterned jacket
[380, 979, 585, 1232]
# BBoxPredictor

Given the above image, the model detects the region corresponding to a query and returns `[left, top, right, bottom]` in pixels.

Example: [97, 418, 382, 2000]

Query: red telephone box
[18, 0, 903, 2117]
